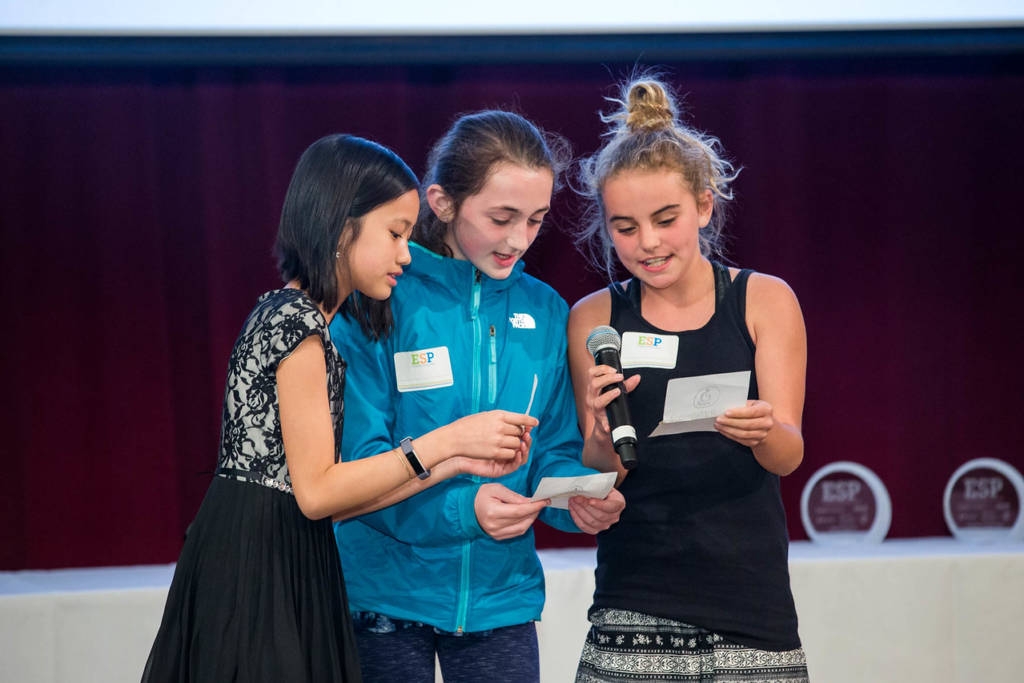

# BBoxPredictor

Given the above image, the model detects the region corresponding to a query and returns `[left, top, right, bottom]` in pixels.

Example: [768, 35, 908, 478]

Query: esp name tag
[619, 331, 678, 369]
[394, 346, 454, 392]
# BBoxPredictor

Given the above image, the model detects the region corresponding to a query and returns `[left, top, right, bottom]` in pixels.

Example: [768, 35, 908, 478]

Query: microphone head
[586, 325, 621, 356]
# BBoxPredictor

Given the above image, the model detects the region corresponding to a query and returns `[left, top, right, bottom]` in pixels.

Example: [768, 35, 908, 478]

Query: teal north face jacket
[329, 242, 595, 633]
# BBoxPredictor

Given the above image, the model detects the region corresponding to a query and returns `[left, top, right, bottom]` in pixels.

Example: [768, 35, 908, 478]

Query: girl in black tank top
[567, 76, 809, 681]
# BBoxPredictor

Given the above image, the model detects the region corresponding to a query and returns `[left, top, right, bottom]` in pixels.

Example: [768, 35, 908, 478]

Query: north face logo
[509, 313, 536, 329]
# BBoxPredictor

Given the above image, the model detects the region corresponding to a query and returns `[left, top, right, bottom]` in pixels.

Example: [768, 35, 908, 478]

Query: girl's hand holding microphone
[586, 365, 641, 440]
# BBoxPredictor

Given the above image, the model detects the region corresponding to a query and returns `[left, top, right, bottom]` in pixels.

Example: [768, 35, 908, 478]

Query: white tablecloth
[2, 538, 1022, 682]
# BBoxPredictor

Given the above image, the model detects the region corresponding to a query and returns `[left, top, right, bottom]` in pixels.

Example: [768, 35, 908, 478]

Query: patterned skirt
[575, 609, 808, 683]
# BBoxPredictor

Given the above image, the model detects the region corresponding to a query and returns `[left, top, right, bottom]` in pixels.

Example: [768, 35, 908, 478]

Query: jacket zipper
[457, 268, 484, 633]
[488, 325, 497, 405]
[470, 270, 482, 412]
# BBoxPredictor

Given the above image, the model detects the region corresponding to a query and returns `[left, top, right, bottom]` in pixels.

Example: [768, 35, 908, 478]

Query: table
[2, 539, 1022, 682]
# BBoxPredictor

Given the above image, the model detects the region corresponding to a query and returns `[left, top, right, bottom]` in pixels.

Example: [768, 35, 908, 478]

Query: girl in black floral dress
[142, 134, 537, 683]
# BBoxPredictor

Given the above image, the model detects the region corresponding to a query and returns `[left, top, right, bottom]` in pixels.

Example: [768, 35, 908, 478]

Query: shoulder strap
[625, 277, 642, 308]
[713, 261, 732, 307]
[608, 281, 625, 327]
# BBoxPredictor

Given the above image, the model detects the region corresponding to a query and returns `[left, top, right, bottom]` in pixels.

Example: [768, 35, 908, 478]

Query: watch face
[400, 437, 426, 475]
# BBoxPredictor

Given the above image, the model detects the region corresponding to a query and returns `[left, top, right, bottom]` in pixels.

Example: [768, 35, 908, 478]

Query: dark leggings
[354, 618, 539, 683]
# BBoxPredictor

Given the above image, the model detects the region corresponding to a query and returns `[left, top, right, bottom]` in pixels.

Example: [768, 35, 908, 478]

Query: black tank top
[592, 262, 800, 651]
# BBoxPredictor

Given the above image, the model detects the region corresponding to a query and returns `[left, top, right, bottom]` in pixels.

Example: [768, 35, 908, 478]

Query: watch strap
[399, 436, 431, 480]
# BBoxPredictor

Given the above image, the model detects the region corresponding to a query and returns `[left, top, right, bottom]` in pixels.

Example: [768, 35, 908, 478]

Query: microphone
[585, 326, 638, 470]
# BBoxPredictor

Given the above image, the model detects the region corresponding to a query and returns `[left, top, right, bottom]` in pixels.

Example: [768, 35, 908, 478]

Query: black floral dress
[142, 289, 360, 682]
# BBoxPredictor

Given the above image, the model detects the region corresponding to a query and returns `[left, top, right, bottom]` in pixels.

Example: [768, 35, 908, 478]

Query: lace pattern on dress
[215, 289, 345, 494]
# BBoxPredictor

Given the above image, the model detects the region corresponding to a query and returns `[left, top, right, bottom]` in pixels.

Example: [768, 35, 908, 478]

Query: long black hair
[274, 134, 418, 339]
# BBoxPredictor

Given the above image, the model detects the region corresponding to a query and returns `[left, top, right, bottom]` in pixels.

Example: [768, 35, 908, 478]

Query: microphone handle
[616, 441, 638, 470]
[594, 348, 626, 395]
[594, 348, 639, 470]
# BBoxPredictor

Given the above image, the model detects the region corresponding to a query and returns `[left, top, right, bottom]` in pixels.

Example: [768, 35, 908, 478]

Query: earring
[335, 251, 340, 259]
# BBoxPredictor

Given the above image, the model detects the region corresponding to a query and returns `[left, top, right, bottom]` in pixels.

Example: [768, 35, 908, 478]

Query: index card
[649, 371, 751, 438]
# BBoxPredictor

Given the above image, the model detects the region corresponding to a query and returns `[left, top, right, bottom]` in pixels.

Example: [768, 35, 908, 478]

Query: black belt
[215, 466, 293, 494]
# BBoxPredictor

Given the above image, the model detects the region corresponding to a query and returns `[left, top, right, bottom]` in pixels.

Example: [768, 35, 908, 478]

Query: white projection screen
[2, 0, 1023, 36]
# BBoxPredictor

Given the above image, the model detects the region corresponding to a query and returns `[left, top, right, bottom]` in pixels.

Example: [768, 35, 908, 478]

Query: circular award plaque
[800, 461, 891, 544]
[943, 458, 1024, 542]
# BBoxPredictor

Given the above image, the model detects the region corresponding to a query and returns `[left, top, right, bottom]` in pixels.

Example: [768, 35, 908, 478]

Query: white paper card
[529, 472, 617, 509]
[393, 346, 454, 393]
[649, 370, 751, 437]
[619, 331, 679, 369]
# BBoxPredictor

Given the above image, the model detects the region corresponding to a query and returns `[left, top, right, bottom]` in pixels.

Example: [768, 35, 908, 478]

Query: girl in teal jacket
[330, 111, 625, 682]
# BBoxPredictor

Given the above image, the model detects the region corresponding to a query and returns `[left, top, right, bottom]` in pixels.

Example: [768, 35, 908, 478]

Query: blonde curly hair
[576, 75, 740, 279]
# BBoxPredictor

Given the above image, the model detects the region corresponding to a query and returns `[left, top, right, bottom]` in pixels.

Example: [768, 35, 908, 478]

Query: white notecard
[649, 370, 751, 438]
[529, 472, 617, 509]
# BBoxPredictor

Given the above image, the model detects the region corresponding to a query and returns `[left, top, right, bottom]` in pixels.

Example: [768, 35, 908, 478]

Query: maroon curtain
[2, 58, 1023, 569]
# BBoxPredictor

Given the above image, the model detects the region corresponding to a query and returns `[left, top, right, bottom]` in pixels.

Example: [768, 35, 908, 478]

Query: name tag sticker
[394, 346, 454, 392]
[619, 331, 678, 369]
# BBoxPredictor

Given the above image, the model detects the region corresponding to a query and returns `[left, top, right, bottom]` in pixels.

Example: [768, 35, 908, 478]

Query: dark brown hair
[413, 110, 570, 256]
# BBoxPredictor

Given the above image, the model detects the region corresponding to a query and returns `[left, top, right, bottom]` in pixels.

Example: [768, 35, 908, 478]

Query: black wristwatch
[400, 437, 431, 480]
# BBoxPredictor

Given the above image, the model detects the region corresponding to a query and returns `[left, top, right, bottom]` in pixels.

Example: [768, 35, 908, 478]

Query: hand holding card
[649, 371, 751, 437]
[528, 472, 618, 509]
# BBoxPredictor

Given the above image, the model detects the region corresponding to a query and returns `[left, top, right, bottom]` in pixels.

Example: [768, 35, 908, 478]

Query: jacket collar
[407, 241, 524, 294]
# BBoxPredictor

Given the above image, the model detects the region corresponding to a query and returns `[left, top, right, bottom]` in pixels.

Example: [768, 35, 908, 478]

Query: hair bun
[625, 81, 675, 131]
